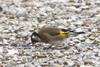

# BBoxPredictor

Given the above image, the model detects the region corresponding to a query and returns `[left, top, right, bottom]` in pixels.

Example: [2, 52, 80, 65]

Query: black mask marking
[31, 31, 41, 43]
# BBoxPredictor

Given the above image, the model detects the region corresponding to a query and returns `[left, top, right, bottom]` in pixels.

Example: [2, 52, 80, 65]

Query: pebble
[15, 8, 29, 18]
[18, 31, 29, 37]
[54, 64, 63, 67]
[83, 20, 93, 26]
[0, 6, 3, 11]
[80, 65, 91, 67]
[69, 0, 77, 2]
[10, 36, 16, 40]
[36, 54, 47, 58]
[0, 64, 3, 67]
[80, 6, 90, 10]
[75, 21, 83, 25]
[67, 60, 74, 66]
[84, 60, 93, 65]
[73, 39, 80, 43]
[52, 50, 63, 57]
[9, 60, 17, 66]
[7, 49, 18, 55]
[24, 63, 34, 67]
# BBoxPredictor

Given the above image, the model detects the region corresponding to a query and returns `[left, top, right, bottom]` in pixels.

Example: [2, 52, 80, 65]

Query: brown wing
[38, 27, 65, 43]
[38, 26, 61, 35]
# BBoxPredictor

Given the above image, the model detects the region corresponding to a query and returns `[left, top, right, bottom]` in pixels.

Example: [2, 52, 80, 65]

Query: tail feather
[61, 29, 75, 32]
[75, 32, 85, 34]
[60, 28, 85, 35]
[68, 32, 85, 35]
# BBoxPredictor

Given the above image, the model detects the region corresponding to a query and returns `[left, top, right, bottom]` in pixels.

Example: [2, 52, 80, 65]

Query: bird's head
[31, 31, 41, 44]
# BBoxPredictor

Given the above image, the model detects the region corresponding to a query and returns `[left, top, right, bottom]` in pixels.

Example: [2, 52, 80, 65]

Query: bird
[31, 26, 85, 45]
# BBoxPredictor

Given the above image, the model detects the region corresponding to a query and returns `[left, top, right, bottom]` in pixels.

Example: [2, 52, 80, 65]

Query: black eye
[32, 31, 41, 38]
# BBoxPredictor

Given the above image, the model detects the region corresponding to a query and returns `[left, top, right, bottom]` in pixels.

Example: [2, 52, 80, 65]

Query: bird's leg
[43, 44, 55, 50]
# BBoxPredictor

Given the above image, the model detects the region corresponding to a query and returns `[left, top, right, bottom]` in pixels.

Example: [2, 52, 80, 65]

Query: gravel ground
[0, 0, 100, 67]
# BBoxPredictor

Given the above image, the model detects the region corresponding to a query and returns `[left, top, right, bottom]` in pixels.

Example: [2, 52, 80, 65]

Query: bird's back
[38, 27, 66, 43]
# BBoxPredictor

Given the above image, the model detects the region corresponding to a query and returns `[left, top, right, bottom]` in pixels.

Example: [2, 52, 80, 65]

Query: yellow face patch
[59, 31, 70, 34]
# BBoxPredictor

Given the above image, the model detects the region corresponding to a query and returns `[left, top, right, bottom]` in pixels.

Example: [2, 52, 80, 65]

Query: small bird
[31, 26, 85, 45]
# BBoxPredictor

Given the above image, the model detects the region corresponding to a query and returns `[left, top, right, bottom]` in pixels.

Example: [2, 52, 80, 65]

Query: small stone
[84, 61, 93, 65]
[73, 39, 80, 43]
[5, 64, 13, 67]
[85, 39, 93, 43]
[16, 34, 22, 38]
[75, 21, 83, 25]
[41, 63, 49, 67]
[95, 33, 100, 37]
[19, 32, 29, 37]
[80, 37, 85, 42]
[13, 0, 21, 6]
[89, 36, 95, 40]
[48, 3, 55, 8]
[92, 29, 98, 32]
[80, 65, 91, 67]
[83, 21, 93, 26]
[95, 1, 100, 6]
[67, 60, 74, 66]
[2, 48, 8, 54]
[52, 50, 63, 57]
[10, 42, 17, 46]
[7, 49, 18, 55]
[87, 47, 93, 51]
[73, 62, 80, 67]
[0, 64, 3, 67]
[37, 65, 42, 67]
[9, 60, 17, 66]
[54, 64, 63, 67]
[18, 50, 24, 56]
[63, 61, 68, 65]
[10, 36, 16, 40]
[69, 0, 77, 2]
[8, 15, 15, 19]
[80, 6, 89, 10]
[16, 8, 29, 18]
[0, 6, 3, 12]
[36, 54, 47, 58]
[69, 6, 77, 11]
[71, 15, 77, 21]
[0, 13, 4, 17]
[23, 3, 36, 7]
[0, 37, 3, 44]
[21, 45, 31, 49]
[16, 64, 25, 67]
[3, 30, 10, 33]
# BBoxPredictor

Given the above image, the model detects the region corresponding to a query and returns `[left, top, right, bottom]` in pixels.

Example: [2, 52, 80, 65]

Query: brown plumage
[38, 27, 67, 43]
[31, 26, 85, 44]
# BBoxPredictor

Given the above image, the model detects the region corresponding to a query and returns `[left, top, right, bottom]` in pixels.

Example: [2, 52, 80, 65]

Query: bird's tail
[60, 29, 85, 35]
[68, 31, 85, 35]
